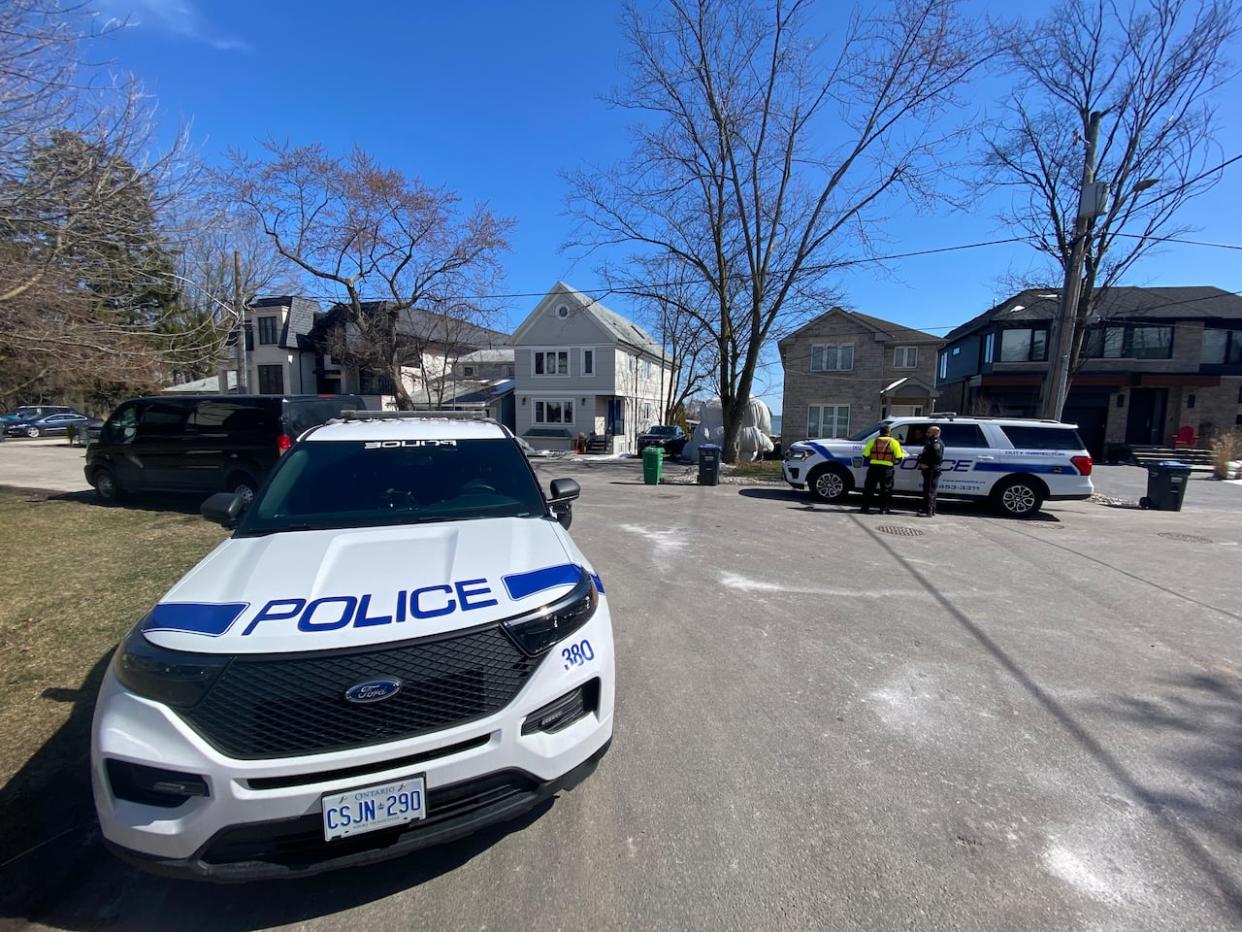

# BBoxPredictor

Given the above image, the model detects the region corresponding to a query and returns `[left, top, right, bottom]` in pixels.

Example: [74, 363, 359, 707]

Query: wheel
[808, 465, 851, 504]
[1139, 496, 1152, 510]
[25, 426, 39, 438]
[93, 468, 124, 503]
[993, 476, 1044, 518]
[229, 476, 258, 507]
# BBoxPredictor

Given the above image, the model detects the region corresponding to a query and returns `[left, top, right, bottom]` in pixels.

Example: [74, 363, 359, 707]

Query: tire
[807, 464, 852, 504]
[1139, 496, 1152, 510]
[25, 426, 39, 438]
[992, 476, 1045, 518]
[229, 475, 258, 507]
[93, 468, 124, 503]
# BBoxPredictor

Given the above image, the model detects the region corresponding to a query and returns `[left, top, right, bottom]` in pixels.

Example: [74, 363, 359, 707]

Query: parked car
[93, 413, 612, 880]
[4, 410, 101, 439]
[0, 405, 77, 426]
[636, 425, 688, 458]
[85, 394, 366, 504]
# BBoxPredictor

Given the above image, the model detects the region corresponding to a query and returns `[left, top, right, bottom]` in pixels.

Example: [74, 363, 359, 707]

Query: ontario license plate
[321, 775, 426, 841]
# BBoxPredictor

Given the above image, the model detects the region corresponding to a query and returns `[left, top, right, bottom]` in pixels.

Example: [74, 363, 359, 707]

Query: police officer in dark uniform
[916, 425, 944, 517]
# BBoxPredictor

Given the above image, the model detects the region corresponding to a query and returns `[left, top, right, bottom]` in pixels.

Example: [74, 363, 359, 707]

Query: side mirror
[201, 491, 244, 528]
[548, 478, 580, 530]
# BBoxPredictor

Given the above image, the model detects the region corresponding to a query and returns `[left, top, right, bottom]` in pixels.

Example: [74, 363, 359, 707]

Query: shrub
[1208, 430, 1242, 480]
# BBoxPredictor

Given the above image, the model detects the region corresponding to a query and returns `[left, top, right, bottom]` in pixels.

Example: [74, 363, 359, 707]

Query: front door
[1126, 388, 1168, 445]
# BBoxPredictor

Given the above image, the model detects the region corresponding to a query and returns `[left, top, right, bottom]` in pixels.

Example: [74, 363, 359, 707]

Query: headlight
[113, 626, 232, 708]
[502, 569, 599, 656]
[785, 447, 810, 461]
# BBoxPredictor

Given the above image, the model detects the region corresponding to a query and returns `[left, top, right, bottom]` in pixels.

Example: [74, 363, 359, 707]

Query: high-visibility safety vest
[862, 435, 904, 467]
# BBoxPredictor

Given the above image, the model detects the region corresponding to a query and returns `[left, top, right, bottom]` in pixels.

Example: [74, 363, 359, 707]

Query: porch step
[1129, 445, 1215, 471]
[585, 436, 610, 454]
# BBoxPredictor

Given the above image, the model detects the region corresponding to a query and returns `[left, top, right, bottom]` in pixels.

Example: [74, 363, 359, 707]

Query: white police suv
[92, 413, 613, 880]
[782, 415, 1094, 517]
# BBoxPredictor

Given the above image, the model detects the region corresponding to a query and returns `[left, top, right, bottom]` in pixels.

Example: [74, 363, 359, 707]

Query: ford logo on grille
[344, 678, 402, 704]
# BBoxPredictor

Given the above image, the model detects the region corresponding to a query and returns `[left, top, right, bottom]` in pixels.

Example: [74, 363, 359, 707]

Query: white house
[512, 283, 673, 453]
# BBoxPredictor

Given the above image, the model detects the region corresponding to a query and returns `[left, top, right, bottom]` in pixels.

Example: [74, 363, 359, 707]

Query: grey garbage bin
[697, 444, 721, 486]
[1140, 460, 1192, 511]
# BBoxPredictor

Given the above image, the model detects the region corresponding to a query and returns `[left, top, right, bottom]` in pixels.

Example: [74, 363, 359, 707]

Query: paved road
[10, 460, 1242, 930]
[0, 441, 91, 494]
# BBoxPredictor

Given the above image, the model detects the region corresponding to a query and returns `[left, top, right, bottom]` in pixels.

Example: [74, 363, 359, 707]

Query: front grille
[180, 627, 539, 759]
[201, 771, 539, 868]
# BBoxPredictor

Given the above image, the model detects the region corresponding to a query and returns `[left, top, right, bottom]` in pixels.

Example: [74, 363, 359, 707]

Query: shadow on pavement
[26, 801, 555, 931]
[1095, 672, 1242, 853]
[854, 516, 1242, 923]
[736, 487, 1063, 523]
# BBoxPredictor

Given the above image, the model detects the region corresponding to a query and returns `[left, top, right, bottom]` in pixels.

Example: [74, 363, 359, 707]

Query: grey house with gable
[512, 282, 673, 453]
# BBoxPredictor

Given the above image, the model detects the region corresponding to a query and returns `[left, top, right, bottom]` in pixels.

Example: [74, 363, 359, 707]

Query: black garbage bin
[1140, 460, 1192, 511]
[698, 444, 721, 486]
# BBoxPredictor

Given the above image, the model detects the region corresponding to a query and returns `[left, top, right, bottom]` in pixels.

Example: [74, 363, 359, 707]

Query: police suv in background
[93, 413, 613, 880]
[783, 415, 1094, 517]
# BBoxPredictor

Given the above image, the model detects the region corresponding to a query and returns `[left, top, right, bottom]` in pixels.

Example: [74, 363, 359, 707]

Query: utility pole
[1042, 111, 1103, 420]
[233, 249, 248, 394]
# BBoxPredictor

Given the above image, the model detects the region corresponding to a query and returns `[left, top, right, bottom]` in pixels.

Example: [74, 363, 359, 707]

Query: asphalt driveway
[6, 459, 1242, 931]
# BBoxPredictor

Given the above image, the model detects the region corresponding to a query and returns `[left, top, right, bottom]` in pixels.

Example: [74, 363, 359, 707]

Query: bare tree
[568, 0, 988, 461]
[985, 0, 1239, 383]
[630, 256, 716, 422]
[224, 142, 513, 410]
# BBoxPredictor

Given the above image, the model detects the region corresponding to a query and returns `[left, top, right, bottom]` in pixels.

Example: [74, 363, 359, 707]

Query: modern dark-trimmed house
[935, 286, 1242, 457]
[778, 307, 942, 442]
[309, 301, 510, 411]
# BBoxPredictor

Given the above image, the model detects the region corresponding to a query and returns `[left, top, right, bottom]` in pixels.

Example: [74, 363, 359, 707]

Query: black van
[85, 395, 366, 504]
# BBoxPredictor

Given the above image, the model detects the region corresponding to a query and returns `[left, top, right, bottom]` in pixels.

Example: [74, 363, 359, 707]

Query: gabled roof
[513, 282, 667, 360]
[314, 302, 510, 348]
[944, 286, 1242, 342]
[779, 306, 941, 349]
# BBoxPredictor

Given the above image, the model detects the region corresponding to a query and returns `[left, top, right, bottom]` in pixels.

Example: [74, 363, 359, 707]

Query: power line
[1130, 153, 1242, 211]
[1113, 232, 1242, 252]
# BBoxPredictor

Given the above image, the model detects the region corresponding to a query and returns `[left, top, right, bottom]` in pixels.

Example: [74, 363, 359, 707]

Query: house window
[257, 364, 284, 395]
[583, 349, 594, 375]
[807, 404, 850, 439]
[506, 366, 515, 378]
[257, 316, 279, 346]
[556, 305, 569, 319]
[1000, 328, 1049, 362]
[983, 333, 995, 364]
[1201, 328, 1242, 365]
[534, 399, 574, 425]
[938, 352, 948, 380]
[644, 359, 652, 379]
[1084, 323, 1174, 359]
[810, 344, 854, 372]
[533, 351, 569, 376]
[893, 346, 918, 369]
[463, 366, 475, 377]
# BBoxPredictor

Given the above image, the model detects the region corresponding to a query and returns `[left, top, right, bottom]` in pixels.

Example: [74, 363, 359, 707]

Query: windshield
[237, 438, 545, 536]
[848, 422, 886, 442]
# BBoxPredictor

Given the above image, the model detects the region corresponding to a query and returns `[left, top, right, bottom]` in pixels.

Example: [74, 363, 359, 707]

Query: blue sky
[97, 0, 1242, 409]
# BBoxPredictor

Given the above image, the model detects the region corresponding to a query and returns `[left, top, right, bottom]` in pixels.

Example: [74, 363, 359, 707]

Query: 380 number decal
[562, 640, 595, 670]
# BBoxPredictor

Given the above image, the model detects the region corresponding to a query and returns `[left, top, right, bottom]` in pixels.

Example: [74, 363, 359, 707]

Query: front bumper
[93, 607, 614, 881]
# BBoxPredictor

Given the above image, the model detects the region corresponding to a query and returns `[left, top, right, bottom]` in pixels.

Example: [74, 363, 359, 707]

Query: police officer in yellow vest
[860, 425, 905, 514]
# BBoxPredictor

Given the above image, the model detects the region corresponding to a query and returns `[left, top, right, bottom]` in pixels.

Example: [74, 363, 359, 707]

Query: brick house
[935, 286, 1242, 457]
[778, 308, 942, 442]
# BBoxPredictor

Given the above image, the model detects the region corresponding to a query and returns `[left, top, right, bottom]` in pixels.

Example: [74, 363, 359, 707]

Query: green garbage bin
[1139, 460, 1192, 511]
[642, 445, 664, 485]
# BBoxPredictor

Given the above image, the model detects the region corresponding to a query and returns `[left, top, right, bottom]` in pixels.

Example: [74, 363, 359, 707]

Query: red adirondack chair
[1172, 425, 1197, 449]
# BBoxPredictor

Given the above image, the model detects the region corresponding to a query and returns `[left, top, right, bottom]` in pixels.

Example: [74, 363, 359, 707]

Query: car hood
[142, 517, 594, 655]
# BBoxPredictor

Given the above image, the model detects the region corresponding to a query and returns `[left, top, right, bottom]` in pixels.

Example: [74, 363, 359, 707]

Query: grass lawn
[724, 459, 785, 480]
[0, 490, 226, 870]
